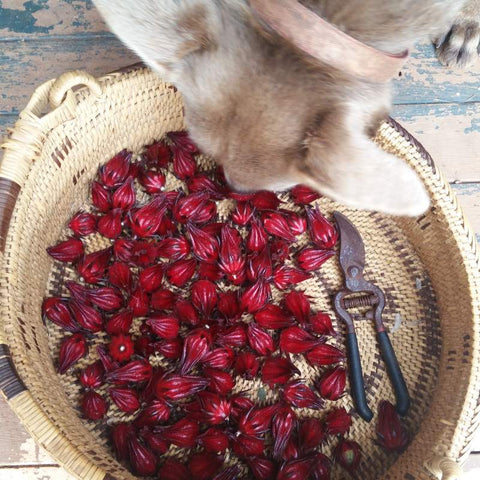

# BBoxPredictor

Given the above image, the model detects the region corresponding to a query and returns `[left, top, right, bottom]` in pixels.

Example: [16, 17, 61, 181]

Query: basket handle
[1, 70, 102, 186]
[424, 456, 463, 479]
[0, 70, 102, 252]
[48, 70, 102, 109]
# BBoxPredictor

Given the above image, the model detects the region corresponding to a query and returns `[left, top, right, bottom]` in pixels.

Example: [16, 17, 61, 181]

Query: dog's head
[94, 0, 429, 216]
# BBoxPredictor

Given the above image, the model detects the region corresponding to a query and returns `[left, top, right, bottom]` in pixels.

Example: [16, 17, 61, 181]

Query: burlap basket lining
[0, 66, 478, 480]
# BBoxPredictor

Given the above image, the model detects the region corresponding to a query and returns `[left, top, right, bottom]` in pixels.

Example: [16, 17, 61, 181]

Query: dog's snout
[222, 169, 254, 193]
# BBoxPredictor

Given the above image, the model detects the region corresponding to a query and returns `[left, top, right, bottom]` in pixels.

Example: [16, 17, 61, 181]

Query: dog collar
[249, 0, 408, 83]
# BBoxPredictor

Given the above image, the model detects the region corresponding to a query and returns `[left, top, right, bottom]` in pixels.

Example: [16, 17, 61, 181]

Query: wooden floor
[0, 1, 479, 479]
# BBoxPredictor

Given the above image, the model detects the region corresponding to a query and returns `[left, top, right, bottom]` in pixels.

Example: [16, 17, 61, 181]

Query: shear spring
[342, 294, 378, 309]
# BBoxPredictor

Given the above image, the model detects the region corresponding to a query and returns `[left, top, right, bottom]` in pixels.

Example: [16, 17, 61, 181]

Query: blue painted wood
[0, 36, 138, 115]
[393, 44, 480, 105]
[0, 0, 53, 35]
[451, 182, 480, 196]
[393, 102, 480, 134]
[0, 0, 108, 38]
[393, 102, 480, 183]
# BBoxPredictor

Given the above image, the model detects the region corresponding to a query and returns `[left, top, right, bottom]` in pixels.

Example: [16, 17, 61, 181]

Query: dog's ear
[93, 0, 217, 77]
[296, 109, 430, 216]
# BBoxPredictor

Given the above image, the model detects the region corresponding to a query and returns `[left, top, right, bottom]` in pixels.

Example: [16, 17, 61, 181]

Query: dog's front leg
[436, 0, 480, 67]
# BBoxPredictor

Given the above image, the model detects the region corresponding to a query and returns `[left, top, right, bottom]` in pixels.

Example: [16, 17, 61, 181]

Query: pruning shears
[333, 212, 410, 422]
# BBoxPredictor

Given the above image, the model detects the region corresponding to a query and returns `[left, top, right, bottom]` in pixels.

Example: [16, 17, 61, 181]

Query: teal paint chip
[0, 0, 53, 34]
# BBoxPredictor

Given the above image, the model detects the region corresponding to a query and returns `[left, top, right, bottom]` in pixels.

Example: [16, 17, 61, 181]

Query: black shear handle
[346, 332, 373, 422]
[377, 330, 411, 416]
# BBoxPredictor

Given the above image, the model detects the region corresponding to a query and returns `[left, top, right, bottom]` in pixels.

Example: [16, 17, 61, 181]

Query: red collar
[250, 0, 408, 83]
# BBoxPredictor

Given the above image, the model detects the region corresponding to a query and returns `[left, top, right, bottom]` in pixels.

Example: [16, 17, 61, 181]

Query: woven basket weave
[0, 66, 479, 480]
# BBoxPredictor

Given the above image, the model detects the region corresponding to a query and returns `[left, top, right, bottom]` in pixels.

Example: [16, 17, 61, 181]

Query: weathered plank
[0, 396, 55, 466]
[393, 43, 480, 104]
[393, 102, 480, 183]
[0, 37, 138, 115]
[0, 0, 108, 38]
[0, 466, 76, 479]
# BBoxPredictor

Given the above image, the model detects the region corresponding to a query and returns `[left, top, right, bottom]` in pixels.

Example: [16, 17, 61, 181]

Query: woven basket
[0, 66, 479, 480]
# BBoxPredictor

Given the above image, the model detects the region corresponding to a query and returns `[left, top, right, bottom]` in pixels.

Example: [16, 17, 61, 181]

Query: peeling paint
[0, 0, 105, 37]
[393, 78, 480, 104]
[393, 102, 480, 122]
[17, 437, 43, 463]
[451, 183, 480, 195]
[0, 36, 138, 115]
[0, 0, 53, 34]
[392, 102, 480, 183]
[63, 0, 94, 29]
[0, 396, 56, 466]
[393, 44, 480, 104]
[465, 117, 480, 134]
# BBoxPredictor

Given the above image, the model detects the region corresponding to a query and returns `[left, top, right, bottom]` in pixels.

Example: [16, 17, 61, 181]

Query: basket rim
[0, 65, 479, 480]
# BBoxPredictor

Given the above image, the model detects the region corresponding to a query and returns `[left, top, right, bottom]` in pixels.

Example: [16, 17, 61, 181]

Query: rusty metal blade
[333, 212, 365, 280]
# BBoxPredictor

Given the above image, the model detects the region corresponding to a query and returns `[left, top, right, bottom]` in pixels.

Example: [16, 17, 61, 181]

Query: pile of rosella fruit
[43, 132, 409, 479]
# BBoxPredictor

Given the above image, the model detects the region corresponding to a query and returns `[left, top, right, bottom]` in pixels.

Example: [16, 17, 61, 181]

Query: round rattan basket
[0, 66, 479, 480]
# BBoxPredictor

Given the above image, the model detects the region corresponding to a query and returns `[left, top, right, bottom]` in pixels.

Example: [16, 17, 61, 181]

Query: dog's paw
[436, 20, 480, 68]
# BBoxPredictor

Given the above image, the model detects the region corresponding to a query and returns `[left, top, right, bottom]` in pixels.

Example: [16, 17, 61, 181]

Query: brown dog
[93, 0, 479, 215]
